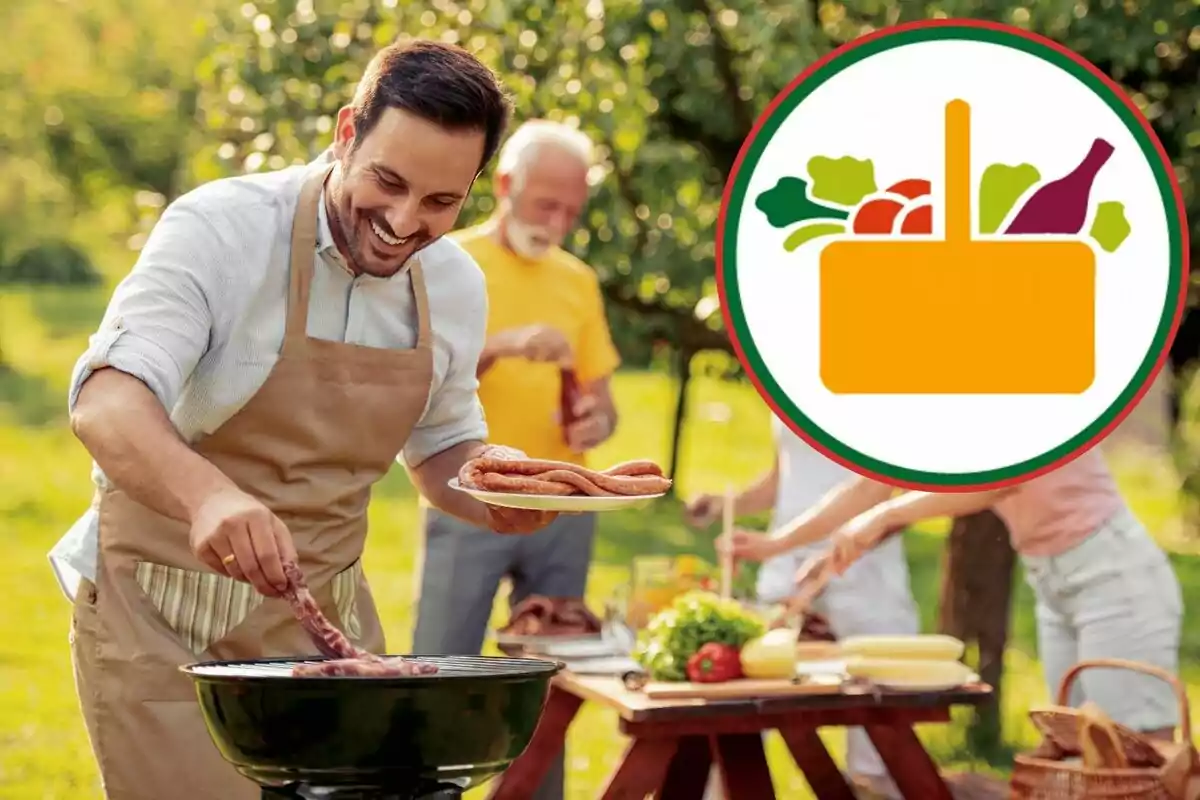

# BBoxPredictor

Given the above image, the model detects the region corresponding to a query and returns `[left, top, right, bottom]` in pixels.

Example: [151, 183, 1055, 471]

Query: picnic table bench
[487, 668, 993, 800]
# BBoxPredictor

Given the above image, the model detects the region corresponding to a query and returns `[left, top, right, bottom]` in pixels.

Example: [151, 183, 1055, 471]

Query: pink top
[991, 448, 1126, 557]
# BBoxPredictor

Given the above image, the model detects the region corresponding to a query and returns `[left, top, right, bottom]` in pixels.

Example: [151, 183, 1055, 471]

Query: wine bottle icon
[1003, 137, 1114, 235]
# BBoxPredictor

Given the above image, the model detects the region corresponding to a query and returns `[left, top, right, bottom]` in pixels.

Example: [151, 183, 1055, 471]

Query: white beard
[500, 191, 560, 259]
[505, 216, 556, 260]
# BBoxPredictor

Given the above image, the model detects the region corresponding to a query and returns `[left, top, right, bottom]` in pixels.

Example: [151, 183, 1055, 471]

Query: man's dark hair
[350, 39, 512, 172]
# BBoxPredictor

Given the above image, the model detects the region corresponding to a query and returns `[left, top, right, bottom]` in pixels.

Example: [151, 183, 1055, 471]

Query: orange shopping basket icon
[819, 100, 1096, 394]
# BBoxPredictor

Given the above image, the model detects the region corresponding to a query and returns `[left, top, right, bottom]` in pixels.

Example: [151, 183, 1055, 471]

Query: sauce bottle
[559, 367, 582, 444]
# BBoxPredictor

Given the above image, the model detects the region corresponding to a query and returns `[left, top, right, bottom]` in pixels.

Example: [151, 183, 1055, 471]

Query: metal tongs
[769, 552, 835, 630]
[771, 525, 907, 630]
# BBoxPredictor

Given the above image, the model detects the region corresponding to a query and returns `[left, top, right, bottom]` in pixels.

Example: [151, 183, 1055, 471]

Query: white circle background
[734, 39, 1173, 475]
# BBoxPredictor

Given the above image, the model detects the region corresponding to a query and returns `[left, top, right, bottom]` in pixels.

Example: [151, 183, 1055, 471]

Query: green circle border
[720, 23, 1186, 487]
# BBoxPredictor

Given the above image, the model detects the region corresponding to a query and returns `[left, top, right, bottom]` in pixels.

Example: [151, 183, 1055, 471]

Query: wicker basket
[1010, 658, 1195, 799]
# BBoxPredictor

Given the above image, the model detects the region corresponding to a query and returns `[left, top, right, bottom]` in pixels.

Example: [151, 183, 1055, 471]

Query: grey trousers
[412, 508, 598, 800]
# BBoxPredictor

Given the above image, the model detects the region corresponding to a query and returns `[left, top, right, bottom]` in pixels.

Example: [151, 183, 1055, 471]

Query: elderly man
[412, 119, 620, 800]
[52, 40, 555, 800]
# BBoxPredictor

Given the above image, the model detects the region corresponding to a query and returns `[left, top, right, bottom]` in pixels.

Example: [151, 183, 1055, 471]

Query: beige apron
[70, 162, 435, 799]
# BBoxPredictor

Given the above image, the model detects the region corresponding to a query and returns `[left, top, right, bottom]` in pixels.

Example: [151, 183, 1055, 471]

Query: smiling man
[54, 40, 557, 799]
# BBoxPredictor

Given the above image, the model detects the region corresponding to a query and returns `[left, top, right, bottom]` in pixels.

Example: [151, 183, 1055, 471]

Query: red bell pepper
[686, 643, 744, 683]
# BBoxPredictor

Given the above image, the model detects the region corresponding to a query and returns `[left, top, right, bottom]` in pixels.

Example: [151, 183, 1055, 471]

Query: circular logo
[717, 19, 1189, 491]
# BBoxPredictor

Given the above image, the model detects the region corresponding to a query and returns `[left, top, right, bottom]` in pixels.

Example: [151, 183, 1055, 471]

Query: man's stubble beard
[326, 160, 432, 279]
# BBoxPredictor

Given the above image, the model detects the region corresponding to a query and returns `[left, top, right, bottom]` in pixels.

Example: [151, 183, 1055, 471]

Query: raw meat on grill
[281, 561, 437, 677]
[281, 561, 369, 660]
[291, 657, 441, 677]
[501, 595, 603, 637]
[460, 456, 671, 497]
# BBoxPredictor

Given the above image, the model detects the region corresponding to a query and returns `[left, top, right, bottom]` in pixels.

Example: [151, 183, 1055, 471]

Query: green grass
[3, 284, 1200, 798]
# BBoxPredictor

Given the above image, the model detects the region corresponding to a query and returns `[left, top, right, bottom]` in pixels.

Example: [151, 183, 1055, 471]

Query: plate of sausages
[451, 451, 672, 512]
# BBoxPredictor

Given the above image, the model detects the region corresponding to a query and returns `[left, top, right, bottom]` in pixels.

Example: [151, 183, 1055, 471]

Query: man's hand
[683, 493, 723, 528]
[562, 393, 612, 453]
[716, 528, 788, 563]
[190, 487, 298, 597]
[484, 504, 559, 534]
[497, 324, 573, 366]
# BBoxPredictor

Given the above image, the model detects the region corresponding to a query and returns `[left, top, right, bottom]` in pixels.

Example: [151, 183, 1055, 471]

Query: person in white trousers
[685, 416, 920, 798]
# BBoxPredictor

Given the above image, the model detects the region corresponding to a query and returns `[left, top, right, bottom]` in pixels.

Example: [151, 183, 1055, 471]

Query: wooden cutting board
[642, 675, 844, 700]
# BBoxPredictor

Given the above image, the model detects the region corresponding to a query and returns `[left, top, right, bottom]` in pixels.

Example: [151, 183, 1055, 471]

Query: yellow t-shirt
[453, 225, 621, 466]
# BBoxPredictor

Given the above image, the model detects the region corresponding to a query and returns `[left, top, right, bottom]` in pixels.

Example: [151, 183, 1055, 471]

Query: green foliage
[807, 155, 877, 206]
[1, 0, 1196, 357]
[979, 163, 1041, 234]
[632, 589, 766, 681]
[783, 221, 846, 252]
[1090, 201, 1133, 254]
[755, 176, 849, 228]
[0, 241, 101, 286]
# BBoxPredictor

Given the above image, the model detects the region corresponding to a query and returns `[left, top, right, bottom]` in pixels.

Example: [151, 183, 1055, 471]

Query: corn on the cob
[795, 641, 842, 661]
[838, 634, 965, 661]
[844, 657, 974, 685]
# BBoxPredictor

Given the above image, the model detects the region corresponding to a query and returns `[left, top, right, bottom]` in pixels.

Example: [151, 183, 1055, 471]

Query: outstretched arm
[769, 475, 897, 551]
[69, 200, 228, 524]
[875, 489, 1012, 530]
[827, 487, 1014, 573]
[407, 441, 557, 534]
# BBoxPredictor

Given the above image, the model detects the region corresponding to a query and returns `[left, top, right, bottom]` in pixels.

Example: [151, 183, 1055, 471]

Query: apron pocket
[330, 559, 363, 641]
[134, 561, 265, 656]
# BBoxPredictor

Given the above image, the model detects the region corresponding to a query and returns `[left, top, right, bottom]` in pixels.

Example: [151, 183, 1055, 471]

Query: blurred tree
[0, 0, 212, 267]
[0, 241, 101, 287]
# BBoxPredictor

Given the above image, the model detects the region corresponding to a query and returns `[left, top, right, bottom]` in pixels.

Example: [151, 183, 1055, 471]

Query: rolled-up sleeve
[401, 270, 490, 467]
[68, 200, 220, 414]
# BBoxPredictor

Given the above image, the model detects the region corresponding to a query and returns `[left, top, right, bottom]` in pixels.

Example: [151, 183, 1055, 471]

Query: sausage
[282, 561, 371, 660]
[460, 457, 672, 497]
[281, 561, 439, 678]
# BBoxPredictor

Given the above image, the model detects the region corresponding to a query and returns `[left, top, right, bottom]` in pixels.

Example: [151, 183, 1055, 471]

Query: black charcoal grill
[181, 655, 561, 800]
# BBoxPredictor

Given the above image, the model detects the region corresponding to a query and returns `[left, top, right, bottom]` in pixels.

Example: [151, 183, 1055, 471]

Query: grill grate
[188, 655, 559, 679]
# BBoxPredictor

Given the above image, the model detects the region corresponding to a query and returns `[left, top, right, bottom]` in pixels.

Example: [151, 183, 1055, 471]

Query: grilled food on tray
[459, 450, 672, 497]
[501, 595, 603, 637]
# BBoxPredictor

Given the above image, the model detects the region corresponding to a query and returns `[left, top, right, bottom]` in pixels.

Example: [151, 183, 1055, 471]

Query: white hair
[496, 120, 594, 190]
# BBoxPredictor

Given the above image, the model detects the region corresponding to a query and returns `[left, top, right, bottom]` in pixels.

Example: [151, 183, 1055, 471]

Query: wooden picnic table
[487, 668, 993, 800]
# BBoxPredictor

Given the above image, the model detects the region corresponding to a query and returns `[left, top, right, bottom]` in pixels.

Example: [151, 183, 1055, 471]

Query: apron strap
[409, 259, 432, 349]
[284, 163, 335, 348]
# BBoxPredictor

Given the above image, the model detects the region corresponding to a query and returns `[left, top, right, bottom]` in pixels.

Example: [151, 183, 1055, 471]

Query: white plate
[537, 639, 627, 659]
[493, 631, 604, 649]
[557, 656, 642, 675]
[448, 478, 667, 512]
